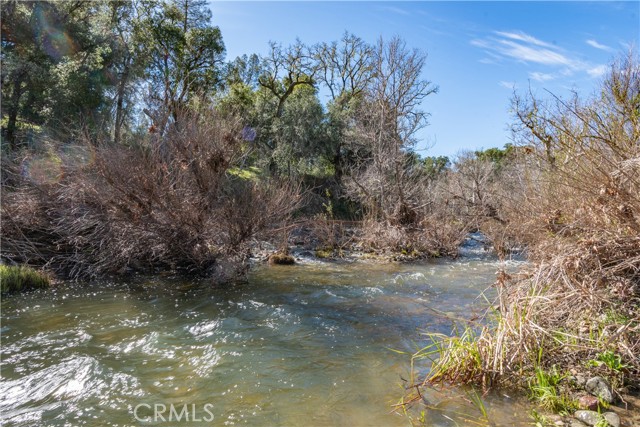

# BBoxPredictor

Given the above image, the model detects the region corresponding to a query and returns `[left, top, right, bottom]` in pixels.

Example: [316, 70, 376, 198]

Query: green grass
[587, 350, 628, 372]
[0, 265, 51, 294]
[227, 166, 262, 181]
[528, 366, 576, 413]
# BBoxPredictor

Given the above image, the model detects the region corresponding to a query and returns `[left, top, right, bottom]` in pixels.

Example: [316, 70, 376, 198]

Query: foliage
[587, 351, 628, 372]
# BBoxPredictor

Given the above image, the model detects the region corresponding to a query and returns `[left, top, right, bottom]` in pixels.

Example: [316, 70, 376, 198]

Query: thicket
[406, 53, 640, 411]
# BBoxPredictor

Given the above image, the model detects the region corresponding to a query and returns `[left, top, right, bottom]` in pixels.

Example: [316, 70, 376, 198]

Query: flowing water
[1, 239, 531, 426]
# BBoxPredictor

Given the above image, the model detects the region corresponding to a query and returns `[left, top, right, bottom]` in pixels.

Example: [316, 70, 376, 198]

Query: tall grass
[412, 52, 640, 410]
[0, 265, 50, 293]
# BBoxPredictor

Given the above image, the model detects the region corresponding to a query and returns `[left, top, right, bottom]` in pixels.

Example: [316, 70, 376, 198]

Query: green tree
[1, 1, 115, 146]
[141, 0, 225, 132]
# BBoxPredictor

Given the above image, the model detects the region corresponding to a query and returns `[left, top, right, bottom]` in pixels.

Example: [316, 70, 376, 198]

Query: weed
[528, 366, 576, 414]
[587, 351, 628, 372]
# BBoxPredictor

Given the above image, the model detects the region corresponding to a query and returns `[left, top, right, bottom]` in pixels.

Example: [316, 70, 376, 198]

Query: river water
[1, 240, 531, 426]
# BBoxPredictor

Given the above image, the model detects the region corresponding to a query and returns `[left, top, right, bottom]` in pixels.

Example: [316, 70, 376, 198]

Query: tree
[315, 32, 374, 179]
[141, 0, 225, 132]
[345, 36, 438, 224]
[1, 1, 115, 146]
[258, 40, 316, 119]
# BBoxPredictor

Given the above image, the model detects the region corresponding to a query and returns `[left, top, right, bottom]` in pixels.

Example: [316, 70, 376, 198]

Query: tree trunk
[113, 60, 130, 145]
[6, 71, 26, 149]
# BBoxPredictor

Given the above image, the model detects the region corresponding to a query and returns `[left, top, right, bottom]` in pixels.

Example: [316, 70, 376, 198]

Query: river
[1, 239, 531, 426]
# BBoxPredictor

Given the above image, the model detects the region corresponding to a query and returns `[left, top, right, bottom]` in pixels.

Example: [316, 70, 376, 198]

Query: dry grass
[414, 52, 640, 402]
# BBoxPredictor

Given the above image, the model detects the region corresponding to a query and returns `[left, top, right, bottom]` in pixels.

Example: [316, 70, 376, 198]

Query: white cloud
[586, 39, 613, 52]
[587, 64, 608, 78]
[497, 39, 574, 66]
[499, 81, 517, 90]
[472, 30, 604, 80]
[380, 6, 410, 16]
[494, 31, 555, 49]
[529, 71, 555, 82]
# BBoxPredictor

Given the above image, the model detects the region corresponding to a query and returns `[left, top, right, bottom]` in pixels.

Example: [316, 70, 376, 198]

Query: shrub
[1, 110, 303, 281]
[414, 52, 640, 405]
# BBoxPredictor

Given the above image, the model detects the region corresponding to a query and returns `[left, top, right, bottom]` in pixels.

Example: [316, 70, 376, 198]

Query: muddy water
[1, 242, 530, 426]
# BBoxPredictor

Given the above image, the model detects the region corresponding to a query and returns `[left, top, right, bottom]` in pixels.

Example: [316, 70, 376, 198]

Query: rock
[575, 374, 587, 387]
[574, 410, 619, 427]
[578, 395, 600, 411]
[574, 410, 602, 426]
[602, 412, 620, 427]
[585, 376, 614, 403]
[568, 420, 589, 427]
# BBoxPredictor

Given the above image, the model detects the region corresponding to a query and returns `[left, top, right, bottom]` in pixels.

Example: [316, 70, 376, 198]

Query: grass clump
[268, 253, 295, 265]
[528, 366, 576, 413]
[0, 265, 50, 294]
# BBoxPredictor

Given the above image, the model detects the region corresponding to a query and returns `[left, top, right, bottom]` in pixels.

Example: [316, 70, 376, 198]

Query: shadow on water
[1, 242, 531, 426]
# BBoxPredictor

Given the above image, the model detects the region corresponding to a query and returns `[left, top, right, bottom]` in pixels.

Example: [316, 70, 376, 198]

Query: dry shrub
[423, 52, 640, 391]
[358, 215, 467, 257]
[1, 110, 303, 280]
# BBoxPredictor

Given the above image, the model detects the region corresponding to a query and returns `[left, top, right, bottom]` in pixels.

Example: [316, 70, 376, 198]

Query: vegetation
[1, 0, 459, 281]
[1, 3, 637, 421]
[0, 265, 50, 293]
[403, 52, 640, 416]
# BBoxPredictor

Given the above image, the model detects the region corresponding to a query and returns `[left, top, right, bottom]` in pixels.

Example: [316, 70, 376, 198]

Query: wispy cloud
[529, 71, 555, 82]
[379, 6, 410, 16]
[499, 81, 517, 90]
[472, 30, 605, 80]
[586, 39, 613, 52]
[587, 64, 608, 78]
[494, 31, 555, 49]
[472, 31, 576, 67]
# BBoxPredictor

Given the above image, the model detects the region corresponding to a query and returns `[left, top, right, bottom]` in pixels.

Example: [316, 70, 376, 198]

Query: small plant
[528, 366, 576, 413]
[529, 409, 553, 427]
[315, 249, 333, 259]
[0, 265, 51, 294]
[268, 253, 295, 265]
[466, 387, 488, 420]
[587, 350, 628, 372]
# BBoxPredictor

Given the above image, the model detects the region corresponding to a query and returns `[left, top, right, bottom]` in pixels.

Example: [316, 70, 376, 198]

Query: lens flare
[60, 144, 95, 169]
[22, 156, 63, 185]
[34, 5, 78, 61]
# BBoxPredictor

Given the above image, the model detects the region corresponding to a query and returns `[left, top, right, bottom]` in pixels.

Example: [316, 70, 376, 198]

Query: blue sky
[210, 1, 639, 158]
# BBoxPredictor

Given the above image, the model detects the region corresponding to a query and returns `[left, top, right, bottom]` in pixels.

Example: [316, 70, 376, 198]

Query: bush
[415, 52, 640, 401]
[1, 110, 303, 281]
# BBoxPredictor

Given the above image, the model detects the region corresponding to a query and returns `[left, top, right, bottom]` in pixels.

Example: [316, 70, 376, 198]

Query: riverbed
[1, 242, 531, 426]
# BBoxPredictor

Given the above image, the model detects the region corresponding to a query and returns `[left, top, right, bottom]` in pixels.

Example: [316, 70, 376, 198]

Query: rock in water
[585, 376, 614, 403]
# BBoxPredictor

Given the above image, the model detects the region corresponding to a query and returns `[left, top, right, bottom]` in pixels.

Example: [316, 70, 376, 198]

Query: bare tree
[314, 32, 374, 179]
[258, 40, 317, 118]
[345, 36, 438, 224]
